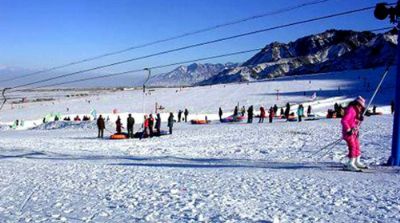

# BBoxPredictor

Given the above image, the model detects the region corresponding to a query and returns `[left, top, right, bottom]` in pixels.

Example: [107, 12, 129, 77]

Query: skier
[269, 106, 275, 123]
[297, 104, 304, 122]
[259, 106, 266, 123]
[247, 106, 254, 123]
[218, 107, 223, 122]
[168, 112, 174, 134]
[391, 100, 395, 115]
[284, 103, 291, 119]
[97, 115, 105, 138]
[307, 105, 312, 116]
[127, 114, 135, 138]
[372, 105, 377, 115]
[148, 114, 154, 137]
[115, 116, 122, 134]
[184, 109, 189, 122]
[178, 110, 182, 122]
[155, 113, 161, 135]
[341, 96, 367, 171]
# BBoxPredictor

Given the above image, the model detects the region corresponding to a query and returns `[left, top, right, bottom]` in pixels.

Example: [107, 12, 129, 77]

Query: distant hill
[147, 62, 238, 87]
[199, 29, 397, 85]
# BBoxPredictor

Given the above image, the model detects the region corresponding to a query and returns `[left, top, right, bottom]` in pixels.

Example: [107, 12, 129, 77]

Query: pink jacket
[341, 105, 361, 138]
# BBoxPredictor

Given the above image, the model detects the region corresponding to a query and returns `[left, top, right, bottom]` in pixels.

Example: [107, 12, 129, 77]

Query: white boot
[355, 156, 368, 169]
[345, 158, 361, 172]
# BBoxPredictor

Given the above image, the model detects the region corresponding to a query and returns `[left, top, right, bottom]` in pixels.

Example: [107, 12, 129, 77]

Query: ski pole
[315, 139, 343, 160]
[307, 138, 342, 160]
[362, 65, 391, 117]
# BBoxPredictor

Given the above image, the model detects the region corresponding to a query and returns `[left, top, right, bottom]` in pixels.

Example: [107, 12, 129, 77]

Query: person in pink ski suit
[341, 96, 366, 171]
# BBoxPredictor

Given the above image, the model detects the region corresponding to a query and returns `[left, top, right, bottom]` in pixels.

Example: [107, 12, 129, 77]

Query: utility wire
[14, 48, 262, 91]
[368, 26, 394, 32]
[8, 5, 380, 92]
[0, 0, 330, 84]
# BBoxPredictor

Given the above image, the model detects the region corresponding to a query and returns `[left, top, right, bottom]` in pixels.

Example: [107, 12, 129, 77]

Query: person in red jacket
[259, 106, 266, 123]
[148, 114, 154, 137]
[141, 115, 149, 139]
[269, 106, 275, 123]
[341, 96, 366, 171]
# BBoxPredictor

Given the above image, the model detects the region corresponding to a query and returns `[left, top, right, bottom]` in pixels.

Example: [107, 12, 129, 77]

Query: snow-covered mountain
[147, 62, 238, 87]
[199, 29, 397, 85]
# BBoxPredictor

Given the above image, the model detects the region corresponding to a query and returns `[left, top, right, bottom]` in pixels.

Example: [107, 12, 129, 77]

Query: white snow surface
[0, 67, 399, 222]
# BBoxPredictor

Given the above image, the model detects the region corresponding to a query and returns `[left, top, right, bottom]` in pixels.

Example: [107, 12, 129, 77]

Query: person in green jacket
[297, 104, 304, 122]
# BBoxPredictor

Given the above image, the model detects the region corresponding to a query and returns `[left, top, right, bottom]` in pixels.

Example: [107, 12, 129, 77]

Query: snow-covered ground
[0, 116, 399, 222]
[0, 66, 396, 126]
[0, 67, 399, 222]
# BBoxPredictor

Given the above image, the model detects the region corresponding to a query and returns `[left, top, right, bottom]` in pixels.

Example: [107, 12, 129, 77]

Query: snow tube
[133, 132, 146, 138]
[153, 130, 170, 137]
[366, 111, 383, 116]
[191, 120, 210, 124]
[133, 130, 169, 138]
[286, 115, 297, 121]
[305, 114, 319, 121]
[110, 133, 128, 140]
[221, 115, 245, 123]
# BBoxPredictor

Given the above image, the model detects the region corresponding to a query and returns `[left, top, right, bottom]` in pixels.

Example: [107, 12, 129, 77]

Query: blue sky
[0, 0, 393, 82]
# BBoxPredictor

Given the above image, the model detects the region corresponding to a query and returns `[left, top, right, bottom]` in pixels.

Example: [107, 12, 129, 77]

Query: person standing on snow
[259, 106, 266, 123]
[284, 103, 291, 119]
[240, 106, 246, 116]
[148, 114, 155, 137]
[168, 112, 174, 134]
[273, 104, 278, 114]
[141, 115, 149, 139]
[218, 107, 223, 122]
[341, 96, 367, 172]
[178, 110, 182, 122]
[127, 114, 135, 138]
[307, 105, 312, 116]
[233, 106, 239, 117]
[115, 116, 122, 134]
[97, 115, 105, 138]
[247, 106, 254, 123]
[155, 113, 161, 135]
[184, 109, 189, 122]
[269, 107, 275, 123]
[297, 104, 304, 122]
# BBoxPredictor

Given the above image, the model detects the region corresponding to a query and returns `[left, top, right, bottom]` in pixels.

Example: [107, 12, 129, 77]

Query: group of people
[219, 103, 312, 123]
[177, 109, 189, 122]
[96, 112, 175, 139]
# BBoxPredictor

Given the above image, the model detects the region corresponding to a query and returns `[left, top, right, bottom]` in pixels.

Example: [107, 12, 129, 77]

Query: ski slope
[0, 66, 396, 126]
[0, 67, 399, 222]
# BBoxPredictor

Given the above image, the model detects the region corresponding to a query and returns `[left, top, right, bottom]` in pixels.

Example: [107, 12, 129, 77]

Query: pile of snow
[33, 121, 102, 130]
[0, 124, 10, 131]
